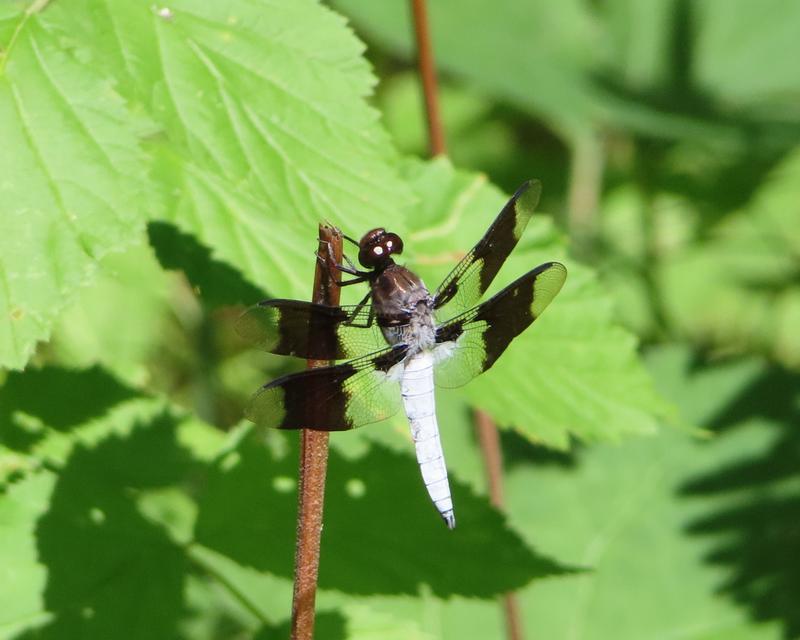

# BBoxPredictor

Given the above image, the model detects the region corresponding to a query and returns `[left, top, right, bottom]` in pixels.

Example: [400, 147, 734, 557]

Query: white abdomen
[400, 351, 455, 529]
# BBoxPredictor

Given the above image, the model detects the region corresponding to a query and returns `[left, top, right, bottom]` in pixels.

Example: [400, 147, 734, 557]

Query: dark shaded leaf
[148, 221, 266, 308]
[195, 432, 569, 598]
[0, 366, 138, 454]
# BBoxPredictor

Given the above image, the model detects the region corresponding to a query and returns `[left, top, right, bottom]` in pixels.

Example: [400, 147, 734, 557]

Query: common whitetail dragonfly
[237, 180, 566, 529]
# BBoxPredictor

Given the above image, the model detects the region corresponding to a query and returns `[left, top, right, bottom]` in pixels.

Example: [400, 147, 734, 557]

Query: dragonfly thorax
[371, 264, 436, 352]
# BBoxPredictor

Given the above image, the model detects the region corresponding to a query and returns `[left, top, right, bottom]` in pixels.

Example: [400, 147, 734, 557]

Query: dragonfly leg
[342, 233, 360, 248]
[344, 291, 375, 328]
[316, 241, 371, 279]
[335, 263, 371, 278]
[342, 252, 361, 274]
[336, 275, 370, 287]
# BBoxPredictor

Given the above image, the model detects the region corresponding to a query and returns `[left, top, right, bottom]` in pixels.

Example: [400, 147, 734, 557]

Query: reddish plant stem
[410, 0, 446, 156]
[475, 410, 524, 640]
[475, 409, 505, 506]
[290, 225, 343, 640]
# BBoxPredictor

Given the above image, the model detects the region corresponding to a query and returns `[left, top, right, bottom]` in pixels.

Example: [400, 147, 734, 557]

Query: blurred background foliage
[1, 0, 799, 638]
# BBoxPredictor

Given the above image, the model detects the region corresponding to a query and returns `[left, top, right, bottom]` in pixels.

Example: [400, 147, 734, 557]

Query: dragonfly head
[357, 228, 404, 269]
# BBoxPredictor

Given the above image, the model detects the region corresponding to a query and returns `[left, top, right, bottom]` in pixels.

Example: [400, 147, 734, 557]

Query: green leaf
[593, 1, 800, 140]
[500, 346, 791, 639]
[379, 72, 516, 169]
[0, 470, 54, 636]
[0, 368, 232, 639]
[0, 365, 140, 474]
[184, 550, 435, 640]
[39, 0, 414, 300]
[366, 346, 792, 639]
[148, 221, 266, 308]
[251, 610, 347, 640]
[0, 6, 149, 370]
[0, 372, 182, 636]
[597, 0, 678, 92]
[402, 158, 674, 448]
[194, 431, 566, 599]
[1, 364, 569, 638]
[24, 414, 193, 640]
[47, 245, 171, 386]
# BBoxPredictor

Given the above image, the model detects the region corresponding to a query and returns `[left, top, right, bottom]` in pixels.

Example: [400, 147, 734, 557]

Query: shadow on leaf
[500, 427, 578, 470]
[148, 221, 266, 308]
[680, 366, 800, 639]
[195, 432, 570, 598]
[14, 413, 196, 640]
[0, 366, 139, 454]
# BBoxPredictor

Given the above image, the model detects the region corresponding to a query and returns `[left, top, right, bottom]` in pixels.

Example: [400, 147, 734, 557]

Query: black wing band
[236, 299, 387, 361]
[433, 180, 542, 318]
[245, 345, 409, 431]
[433, 262, 567, 389]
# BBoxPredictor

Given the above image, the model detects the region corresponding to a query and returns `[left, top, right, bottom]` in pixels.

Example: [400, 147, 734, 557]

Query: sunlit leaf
[0, 6, 150, 369]
[48, 245, 171, 386]
[37, 0, 414, 300]
[148, 221, 265, 308]
[0, 470, 53, 635]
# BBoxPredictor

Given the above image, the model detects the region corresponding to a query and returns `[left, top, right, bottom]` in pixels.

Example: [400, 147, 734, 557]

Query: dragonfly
[236, 180, 567, 529]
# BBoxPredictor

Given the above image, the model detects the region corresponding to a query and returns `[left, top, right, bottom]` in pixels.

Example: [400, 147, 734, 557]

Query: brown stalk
[475, 410, 524, 640]
[411, 0, 446, 156]
[409, 1, 523, 637]
[290, 225, 343, 640]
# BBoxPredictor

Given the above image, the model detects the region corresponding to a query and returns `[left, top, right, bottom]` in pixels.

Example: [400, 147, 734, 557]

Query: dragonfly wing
[433, 180, 542, 321]
[246, 345, 409, 431]
[433, 262, 567, 389]
[236, 299, 386, 361]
